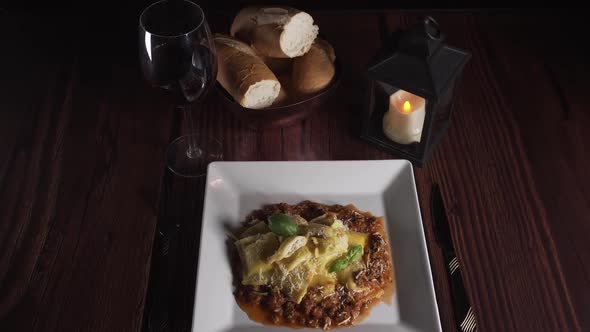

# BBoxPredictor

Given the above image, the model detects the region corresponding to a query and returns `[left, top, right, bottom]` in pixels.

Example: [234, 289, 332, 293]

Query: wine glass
[139, 0, 221, 177]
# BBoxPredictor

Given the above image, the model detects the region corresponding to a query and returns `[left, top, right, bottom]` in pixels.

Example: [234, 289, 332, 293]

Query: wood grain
[0, 12, 76, 328]
[383, 12, 583, 332]
[477, 15, 590, 331]
[0, 11, 174, 332]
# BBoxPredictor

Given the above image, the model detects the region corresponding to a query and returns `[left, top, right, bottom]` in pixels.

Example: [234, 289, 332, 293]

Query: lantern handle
[423, 16, 441, 40]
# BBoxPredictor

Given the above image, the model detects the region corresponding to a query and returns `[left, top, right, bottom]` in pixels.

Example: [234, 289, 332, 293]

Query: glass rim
[139, 0, 205, 38]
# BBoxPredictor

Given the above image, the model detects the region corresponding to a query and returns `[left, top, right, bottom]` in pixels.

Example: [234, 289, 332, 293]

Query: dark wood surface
[1, 7, 588, 332]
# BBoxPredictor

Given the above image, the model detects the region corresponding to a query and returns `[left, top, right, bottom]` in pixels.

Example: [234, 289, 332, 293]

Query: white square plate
[192, 160, 441, 332]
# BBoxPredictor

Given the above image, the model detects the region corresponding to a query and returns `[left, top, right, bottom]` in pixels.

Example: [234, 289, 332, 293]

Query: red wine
[140, 0, 217, 105]
[148, 44, 216, 104]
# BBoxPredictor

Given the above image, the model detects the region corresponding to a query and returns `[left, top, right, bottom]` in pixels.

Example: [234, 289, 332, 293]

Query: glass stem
[182, 104, 202, 159]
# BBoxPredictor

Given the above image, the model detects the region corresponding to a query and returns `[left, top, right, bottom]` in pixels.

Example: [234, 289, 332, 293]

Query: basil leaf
[329, 257, 349, 273]
[329, 245, 364, 273]
[347, 245, 363, 262]
[268, 214, 298, 237]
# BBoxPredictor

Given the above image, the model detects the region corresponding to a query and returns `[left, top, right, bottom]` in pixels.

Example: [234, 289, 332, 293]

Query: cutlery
[146, 222, 180, 332]
[431, 184, 477, 332]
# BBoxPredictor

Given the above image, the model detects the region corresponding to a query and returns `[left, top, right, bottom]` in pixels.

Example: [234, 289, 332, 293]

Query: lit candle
[382, 90, 426, 144]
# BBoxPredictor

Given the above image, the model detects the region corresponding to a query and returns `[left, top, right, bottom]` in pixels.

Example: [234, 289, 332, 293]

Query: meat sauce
[230, 201, 395, 329]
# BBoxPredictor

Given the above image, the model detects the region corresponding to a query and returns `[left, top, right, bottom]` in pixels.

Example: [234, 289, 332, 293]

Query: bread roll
[214, 35, 280, 109]
[292, 39, 336, 95]
[272, 73, 292, 106]
[273, 85, 289, 106]
[260, 55, 292, 75]
[229, 6, 261, 42]
[231, 6, 319, 58]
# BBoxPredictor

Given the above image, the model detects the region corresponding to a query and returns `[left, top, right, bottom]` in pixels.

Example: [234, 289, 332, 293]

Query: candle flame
[402, 101, 412, 114]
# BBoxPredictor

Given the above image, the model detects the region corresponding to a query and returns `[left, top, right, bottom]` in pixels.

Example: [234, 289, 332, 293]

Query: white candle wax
[382, 90, 426, 144]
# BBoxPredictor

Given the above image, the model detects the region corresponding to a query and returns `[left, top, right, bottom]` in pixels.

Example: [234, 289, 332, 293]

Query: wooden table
[1, 6, 588, 332]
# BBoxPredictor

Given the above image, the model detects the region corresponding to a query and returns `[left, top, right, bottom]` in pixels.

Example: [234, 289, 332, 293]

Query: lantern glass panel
[364, 80, 433, 161]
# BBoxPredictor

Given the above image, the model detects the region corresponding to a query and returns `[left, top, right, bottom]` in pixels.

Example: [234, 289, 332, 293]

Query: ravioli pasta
[235, 213, 368, 303]
[231, 201, 394, 329]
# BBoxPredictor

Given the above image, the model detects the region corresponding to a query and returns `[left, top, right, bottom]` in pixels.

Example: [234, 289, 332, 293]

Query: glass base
[165, 134, 222, 178]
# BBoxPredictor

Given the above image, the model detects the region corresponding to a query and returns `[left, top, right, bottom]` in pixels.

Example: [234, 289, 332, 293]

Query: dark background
[2, 2, 585, 72]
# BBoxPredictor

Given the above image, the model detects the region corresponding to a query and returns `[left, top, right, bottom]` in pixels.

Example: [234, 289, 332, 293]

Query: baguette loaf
[214, 35, 280, 109]
[231, 6, 318, 58]
[292, 38, 336, 95]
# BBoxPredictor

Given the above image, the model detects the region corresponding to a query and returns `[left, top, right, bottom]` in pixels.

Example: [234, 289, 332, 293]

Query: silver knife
[431, 184, 477, 332]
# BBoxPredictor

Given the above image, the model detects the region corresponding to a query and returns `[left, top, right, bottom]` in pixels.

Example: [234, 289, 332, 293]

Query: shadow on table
[143, 172, 207, 332]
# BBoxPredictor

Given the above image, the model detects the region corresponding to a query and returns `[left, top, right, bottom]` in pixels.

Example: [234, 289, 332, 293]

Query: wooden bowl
[215, 59, 342, 128]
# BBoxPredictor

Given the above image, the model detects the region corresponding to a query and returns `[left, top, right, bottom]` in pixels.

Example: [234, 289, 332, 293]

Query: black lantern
[361, 16, 471, 166]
